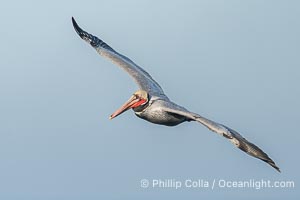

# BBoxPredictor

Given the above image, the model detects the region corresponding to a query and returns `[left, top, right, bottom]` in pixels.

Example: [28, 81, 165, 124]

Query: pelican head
[109, 90, 148, 119]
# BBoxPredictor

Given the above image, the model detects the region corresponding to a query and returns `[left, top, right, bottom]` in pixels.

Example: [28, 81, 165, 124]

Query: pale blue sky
[0, 0, 299, 199]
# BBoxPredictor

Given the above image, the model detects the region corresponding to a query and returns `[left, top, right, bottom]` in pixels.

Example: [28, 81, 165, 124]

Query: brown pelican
[72, 17, 280, 172]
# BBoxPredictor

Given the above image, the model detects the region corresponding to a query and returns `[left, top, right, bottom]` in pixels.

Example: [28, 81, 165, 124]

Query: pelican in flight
[72, 17, 280, 172]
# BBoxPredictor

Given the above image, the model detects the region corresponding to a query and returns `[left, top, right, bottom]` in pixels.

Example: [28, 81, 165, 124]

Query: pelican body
[134, 96, 189, 126]
[72, 17, 280, 172]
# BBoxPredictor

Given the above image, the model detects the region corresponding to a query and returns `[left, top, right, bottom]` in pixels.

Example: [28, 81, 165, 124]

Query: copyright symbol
[141, 179, 149, 188]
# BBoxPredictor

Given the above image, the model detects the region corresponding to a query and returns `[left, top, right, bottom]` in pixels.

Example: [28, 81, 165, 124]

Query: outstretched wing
[72, 17, 165, 97]
[162, 106, 280, 172]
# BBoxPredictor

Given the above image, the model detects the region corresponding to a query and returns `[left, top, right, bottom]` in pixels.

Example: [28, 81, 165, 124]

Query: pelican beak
[109, 95, 146, 120]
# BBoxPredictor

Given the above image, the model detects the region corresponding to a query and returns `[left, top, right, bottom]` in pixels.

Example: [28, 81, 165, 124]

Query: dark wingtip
[71, 17, 112, 50]
[225, 126, 281, 173]
[266, 159, 281, 172]
[71, 17, 84, 38]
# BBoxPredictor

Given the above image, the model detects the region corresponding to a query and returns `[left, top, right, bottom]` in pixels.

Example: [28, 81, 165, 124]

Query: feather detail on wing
[162, 107, 280, 172]
[72, 17, 165, 97]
